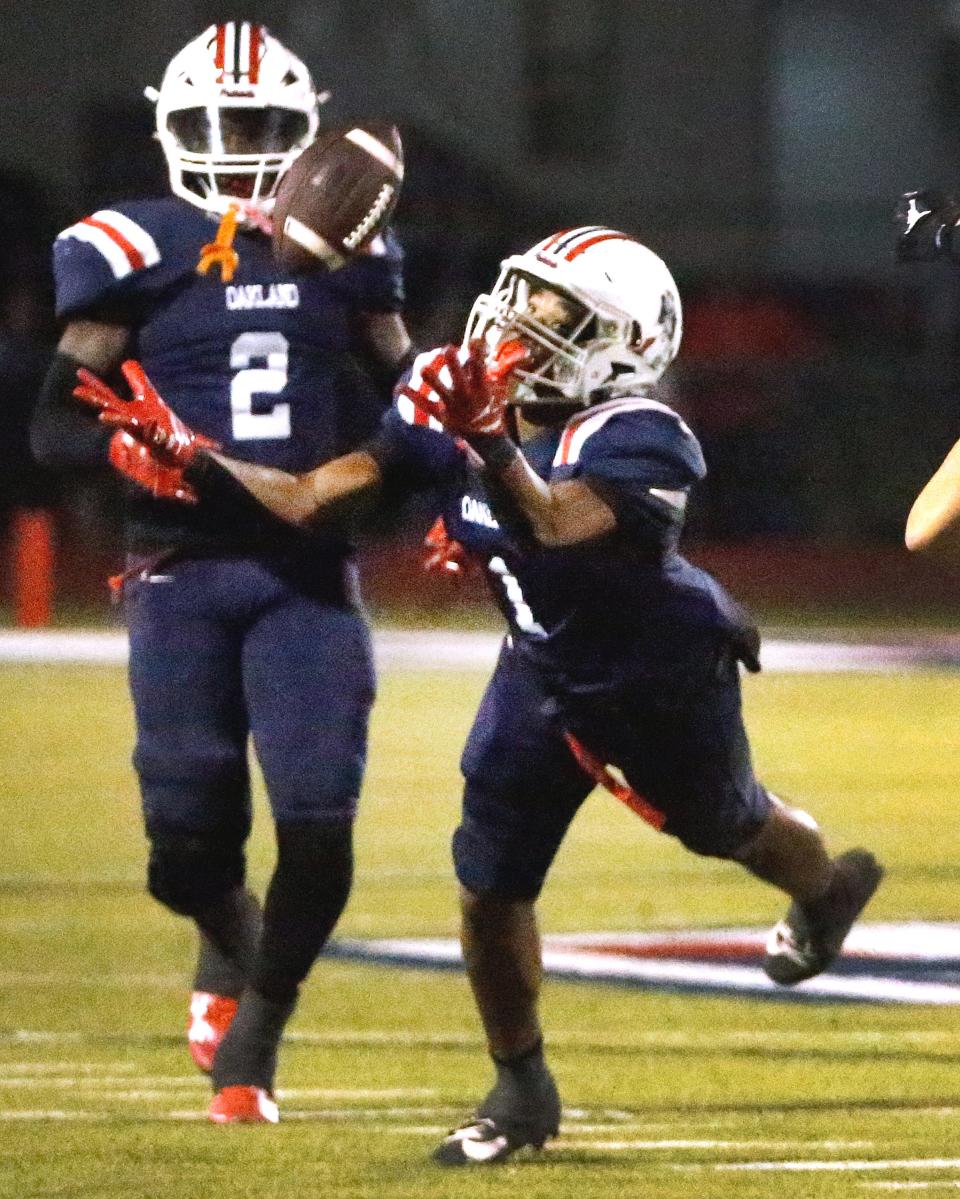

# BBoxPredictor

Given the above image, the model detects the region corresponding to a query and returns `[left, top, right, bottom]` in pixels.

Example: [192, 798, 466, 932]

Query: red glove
[422, 516, 470, 578]
[74, 360, 218, 468]
[399, 339, 527, 438]
[108, 429, 199, 502]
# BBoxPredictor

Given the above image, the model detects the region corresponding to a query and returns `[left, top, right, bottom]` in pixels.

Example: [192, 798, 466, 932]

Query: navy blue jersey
[378, 394, 756, 687]
[54, 197, 404, 554]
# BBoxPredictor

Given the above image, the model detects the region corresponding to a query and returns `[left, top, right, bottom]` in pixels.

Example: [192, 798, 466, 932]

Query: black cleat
[433, 1056, 561, 1166]
[764, 848, 884, 986]
[433, 1117, 522, 1165]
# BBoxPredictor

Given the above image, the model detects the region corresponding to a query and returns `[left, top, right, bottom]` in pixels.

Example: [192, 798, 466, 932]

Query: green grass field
[2, 655, 960, 1198]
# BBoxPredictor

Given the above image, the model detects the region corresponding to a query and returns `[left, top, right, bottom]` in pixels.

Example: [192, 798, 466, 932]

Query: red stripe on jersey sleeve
[81, 217, 145, 271]
[556, 421, 578, 466]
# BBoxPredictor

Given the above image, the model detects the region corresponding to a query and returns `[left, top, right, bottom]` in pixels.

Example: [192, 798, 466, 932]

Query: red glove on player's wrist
[108, 430, 199, 503]
[398, 339, 528, 440]
[74, 359, 218, 469]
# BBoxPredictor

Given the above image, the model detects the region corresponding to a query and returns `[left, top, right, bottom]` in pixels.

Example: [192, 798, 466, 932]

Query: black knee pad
[147, 833, 246, 916]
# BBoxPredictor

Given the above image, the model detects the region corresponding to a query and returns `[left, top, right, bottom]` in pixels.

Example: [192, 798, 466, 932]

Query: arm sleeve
[552, 407, 706, 545]
[37, 207, 160, 469]
[30, 351, 113, 470]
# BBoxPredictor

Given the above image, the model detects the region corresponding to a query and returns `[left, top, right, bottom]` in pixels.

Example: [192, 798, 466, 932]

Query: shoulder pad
[53, 198, 213, 321]
[553, 397, 695, 468]
[56, 208, 161, 282]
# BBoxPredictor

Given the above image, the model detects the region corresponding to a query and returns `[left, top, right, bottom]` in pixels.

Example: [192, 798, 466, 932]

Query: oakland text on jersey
[461, 495, 499, 529]
[225, 282, 300, 311]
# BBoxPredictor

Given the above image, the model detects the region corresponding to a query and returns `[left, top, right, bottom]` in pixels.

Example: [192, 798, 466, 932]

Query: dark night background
[5, 0, 960, 619]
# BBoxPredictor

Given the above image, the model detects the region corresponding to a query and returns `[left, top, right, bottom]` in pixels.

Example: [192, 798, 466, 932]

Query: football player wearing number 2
[76, 228, 883, 1155]
[30, 23, 411, 1124]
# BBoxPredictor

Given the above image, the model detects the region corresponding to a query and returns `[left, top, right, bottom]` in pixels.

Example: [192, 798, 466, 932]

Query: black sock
[478, 1038, 559, 1133]
[249, 820, 353, 1003]
[492, 1038, 547, 1078]
[193, 886, 262, 984]
[211, 989, 296, 1090]
[193, 931, 247, 999]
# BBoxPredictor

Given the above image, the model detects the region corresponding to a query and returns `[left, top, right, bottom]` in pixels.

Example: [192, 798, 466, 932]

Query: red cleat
[187, 991, 238, 1074]
[208, 1085, 279, 1124]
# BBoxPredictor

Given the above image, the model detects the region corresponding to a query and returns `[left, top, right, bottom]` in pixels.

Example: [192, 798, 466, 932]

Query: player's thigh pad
[244, 599, 375, 822]
[456, 645, 592, 899]
[126, 565, 252, 836]
[591, 654, 770, 858]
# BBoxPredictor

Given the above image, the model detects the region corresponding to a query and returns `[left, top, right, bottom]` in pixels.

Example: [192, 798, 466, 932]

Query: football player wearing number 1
[30, 23, 411, 1123]
[74, 227, 883, 1159]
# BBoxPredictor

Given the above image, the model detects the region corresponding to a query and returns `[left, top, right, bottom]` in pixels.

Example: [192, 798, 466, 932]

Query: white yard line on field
[0, 1110, 104, 1121]
[0, 972, 187, 989]
[3, 627, 960, 673]
[0, 1076, 437, 1101]
[1, 1062, 136, 1075]
[553, 1138, 876, 1152]
[0, 1076, 206, 1089]
[684, 1159, 960, 1173]
[6, 1024, 960, 1055]
[862, 1184, 960, 1191]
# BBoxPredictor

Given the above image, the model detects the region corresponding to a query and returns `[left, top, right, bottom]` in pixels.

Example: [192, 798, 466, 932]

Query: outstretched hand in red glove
[74, 360, 218, 469]
[398, 338, 528, 439]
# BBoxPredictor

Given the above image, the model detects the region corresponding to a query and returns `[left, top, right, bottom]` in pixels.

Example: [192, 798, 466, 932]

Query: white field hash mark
[0, 1106, 881, 1158]
[863, 1184, 960, 1191]
[677, 1159, 960, 1174]
[9, 1024, 960, 1054]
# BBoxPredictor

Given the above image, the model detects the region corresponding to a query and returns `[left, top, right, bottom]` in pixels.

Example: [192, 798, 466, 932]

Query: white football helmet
[146, 22, 325, 217]
[463, 227, 682, 407]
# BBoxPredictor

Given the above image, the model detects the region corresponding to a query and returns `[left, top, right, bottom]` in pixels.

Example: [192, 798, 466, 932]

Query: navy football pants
[456, 639, 771, 900]
[125, 557, 375, 845]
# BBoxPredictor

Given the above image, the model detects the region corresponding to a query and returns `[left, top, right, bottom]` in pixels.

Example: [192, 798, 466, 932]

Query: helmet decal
[213, 21, 263, 87]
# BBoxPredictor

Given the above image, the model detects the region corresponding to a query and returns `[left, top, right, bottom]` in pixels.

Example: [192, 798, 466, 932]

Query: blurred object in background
[0, 169, 59, 625]
[3, 0, 960, 623]
[390, 124, 528, 347]
[679, 282, 826, 540]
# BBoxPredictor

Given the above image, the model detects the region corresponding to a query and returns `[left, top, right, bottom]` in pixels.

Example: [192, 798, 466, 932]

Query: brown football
[272, 122, 403, 272]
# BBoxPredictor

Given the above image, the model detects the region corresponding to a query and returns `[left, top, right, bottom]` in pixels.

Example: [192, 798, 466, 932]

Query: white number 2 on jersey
[230, 332, 290, 440]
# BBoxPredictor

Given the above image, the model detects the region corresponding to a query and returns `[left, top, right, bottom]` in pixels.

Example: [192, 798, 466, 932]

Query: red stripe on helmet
[81, 217, 145, 270]
[541, 229, 573, 254]
[214, 24, 226, 80]
[248, 23, 262, 84]
[565, 232, 631, 260]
